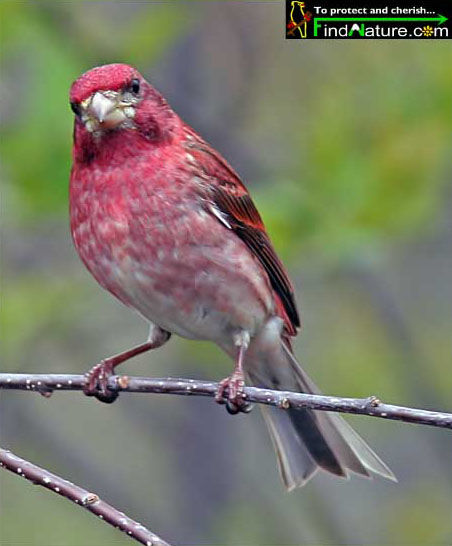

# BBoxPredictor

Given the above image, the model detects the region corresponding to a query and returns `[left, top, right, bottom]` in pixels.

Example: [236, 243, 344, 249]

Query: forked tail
[246, 341, 396, 490]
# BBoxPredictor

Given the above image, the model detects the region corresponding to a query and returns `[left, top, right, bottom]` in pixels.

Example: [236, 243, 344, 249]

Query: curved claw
[83, 360, 119, 404]
[215, 373, 252, 414]
[226, 399, 254, 415]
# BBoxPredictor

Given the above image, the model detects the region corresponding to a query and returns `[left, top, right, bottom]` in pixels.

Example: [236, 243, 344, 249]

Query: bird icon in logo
[287, 1, 312, 38]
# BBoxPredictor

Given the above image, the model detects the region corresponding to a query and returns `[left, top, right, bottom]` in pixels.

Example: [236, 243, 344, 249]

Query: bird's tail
[246, 340, 396, 491]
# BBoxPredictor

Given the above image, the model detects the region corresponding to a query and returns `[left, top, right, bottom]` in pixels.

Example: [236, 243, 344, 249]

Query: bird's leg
[84, 325, 171, 404]
[216, 331, 253, 415]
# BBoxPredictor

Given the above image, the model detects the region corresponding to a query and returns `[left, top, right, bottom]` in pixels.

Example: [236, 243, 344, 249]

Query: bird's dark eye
[130, 78, 140, 94]
[70, 102, 81, 117]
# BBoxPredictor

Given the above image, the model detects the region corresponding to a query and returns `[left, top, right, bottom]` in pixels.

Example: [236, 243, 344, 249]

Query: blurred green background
[1, 2, 452, 545]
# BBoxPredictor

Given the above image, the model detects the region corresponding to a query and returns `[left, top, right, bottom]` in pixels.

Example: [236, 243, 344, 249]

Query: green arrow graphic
[313, 14, 448, 36]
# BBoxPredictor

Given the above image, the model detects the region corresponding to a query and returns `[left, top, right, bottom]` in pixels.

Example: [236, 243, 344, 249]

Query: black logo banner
[285, 0, 451, 39]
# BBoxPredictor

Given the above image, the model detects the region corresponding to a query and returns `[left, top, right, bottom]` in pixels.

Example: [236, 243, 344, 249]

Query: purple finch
[69, 64, 394, 489]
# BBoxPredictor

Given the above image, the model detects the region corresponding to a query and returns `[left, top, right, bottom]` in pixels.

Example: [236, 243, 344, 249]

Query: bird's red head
[70, 64, 139, 104]
[70, 63, 174, 142]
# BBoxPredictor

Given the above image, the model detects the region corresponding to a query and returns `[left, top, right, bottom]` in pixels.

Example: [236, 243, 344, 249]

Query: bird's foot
[215, 372, 253, 415]
[83, 359, 119, 404]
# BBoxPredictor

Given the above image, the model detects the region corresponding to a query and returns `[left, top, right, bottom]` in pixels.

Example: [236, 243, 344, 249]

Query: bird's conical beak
[89, 92, 117, 123]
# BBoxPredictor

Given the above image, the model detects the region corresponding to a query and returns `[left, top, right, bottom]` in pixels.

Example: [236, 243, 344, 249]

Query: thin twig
[0, 447, 171, 546]
[1, 373, 451, 429]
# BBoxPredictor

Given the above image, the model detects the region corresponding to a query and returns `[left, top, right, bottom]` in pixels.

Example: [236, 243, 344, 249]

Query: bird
[69, 63, 395, 490]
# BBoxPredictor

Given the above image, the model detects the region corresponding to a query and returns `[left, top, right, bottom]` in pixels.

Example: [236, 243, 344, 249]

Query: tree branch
[0, 446, 171, 546]
[1, 373, 451, 429]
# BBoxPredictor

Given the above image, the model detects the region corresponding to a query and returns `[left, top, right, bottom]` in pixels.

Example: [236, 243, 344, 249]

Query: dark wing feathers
[186, 133, 300, 335]
[212, 188, 300, 335]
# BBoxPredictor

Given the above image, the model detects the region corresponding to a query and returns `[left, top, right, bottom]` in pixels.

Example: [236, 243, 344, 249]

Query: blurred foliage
[255, 43, 452, 265]
[1, 2, 452, 546]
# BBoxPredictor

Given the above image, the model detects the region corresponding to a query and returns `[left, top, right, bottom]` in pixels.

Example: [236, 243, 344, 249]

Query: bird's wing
[186, 132, 300, 336]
